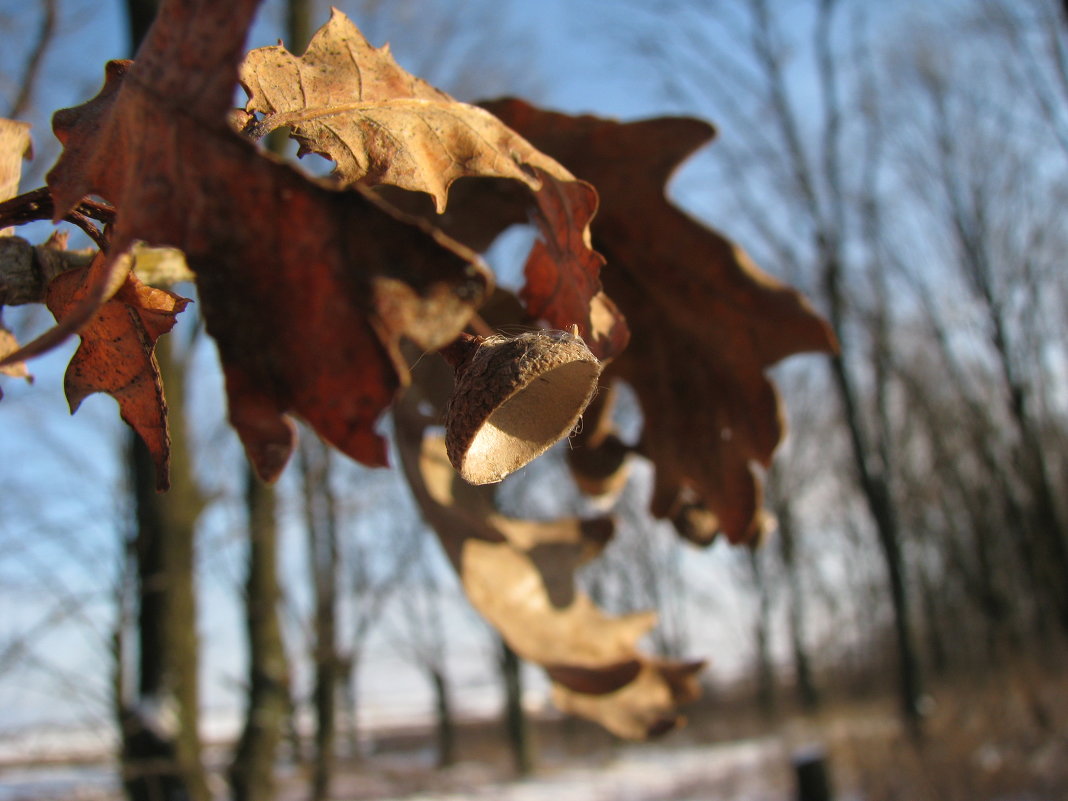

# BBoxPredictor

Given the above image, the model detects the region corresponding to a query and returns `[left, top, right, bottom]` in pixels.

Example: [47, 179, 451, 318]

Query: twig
[66, 209, 108, 251]
[0, 186, 116, 231]
[0, 186, 52, 228]
[6, 0, 58, 120]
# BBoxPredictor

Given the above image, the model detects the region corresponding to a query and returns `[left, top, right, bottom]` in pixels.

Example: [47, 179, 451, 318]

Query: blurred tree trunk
[229, 8, 308, 794]
[499, 638, 534, 776]
[747, 548, 776, 720]
[773, 494, 819, 712]
[339, 537, 415, 760]
[286, 0, 314, 55]
[228, 470, 290, 801]
[383, 537, 457, 768]
[431, 666, 457, 768]
[425, 563, 457, 768]
[125, 0, 158, 51]
[123, 337, 208, 801]
[265, 5, 345, 787]
[824, 254, 923, 736]
[816, 0, 924, 735]
[758, 0, 924, 735]
[119, 4, 209, 799]
[340, 650, 364, 760]
[916, 565, 950, 677]
[301, 436, 340, 801]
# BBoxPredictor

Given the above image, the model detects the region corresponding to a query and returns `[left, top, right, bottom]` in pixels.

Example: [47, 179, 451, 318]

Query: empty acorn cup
[442, 329, 602, 484]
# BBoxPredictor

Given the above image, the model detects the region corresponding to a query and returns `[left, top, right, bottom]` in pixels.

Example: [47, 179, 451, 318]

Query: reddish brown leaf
[520, 169, 629, 359]
[44, 0, 490, 481]
[240, 12, 627, 360]
[482, 99, 837, 543]
[45, 250, 189, 489]
[0, 241, 134, 369]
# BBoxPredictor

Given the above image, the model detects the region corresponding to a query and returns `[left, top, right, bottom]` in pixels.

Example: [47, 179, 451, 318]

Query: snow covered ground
[0, 763, 117, 801]
[377, 739, 788, 801]
[0, 738, 793, 801]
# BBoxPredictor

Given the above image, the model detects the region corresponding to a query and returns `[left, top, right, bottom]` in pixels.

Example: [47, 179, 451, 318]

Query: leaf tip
[245, 421, 298, 483]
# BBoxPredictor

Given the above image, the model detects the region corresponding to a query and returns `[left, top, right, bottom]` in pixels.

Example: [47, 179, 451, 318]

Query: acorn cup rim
[444, 330, 603, 484]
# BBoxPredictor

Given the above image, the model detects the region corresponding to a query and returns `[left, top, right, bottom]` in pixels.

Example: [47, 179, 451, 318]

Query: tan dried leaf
[240, 11, 628, 360]
[0, 326, 30, 394]
[0, 118, 35, 393]
[0, 118, 32, 211]
[394, 355, 701, 739]
[241, 9, 554, 212]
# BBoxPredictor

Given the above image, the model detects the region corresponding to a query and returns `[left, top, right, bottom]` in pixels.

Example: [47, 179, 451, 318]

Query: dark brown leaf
[481, 99, 837, 543]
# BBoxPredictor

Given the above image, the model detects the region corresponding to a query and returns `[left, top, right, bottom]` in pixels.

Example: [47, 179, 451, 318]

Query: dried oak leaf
[0, 327, 29, 395]
[240, 10, 627, 360]
[46, 250, 189, 490]
[394, 356, 702, 739]
[552, 658, 704, 741]
[0, 118, 31, 229]
[0, 117, 33, 393]
[44, 0, 489, 481]
[564, 383, 633, 498]
[481, 99, 837, 543]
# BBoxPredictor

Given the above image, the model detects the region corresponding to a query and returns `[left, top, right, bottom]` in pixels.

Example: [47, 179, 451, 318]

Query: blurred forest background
[0, 0, 1066, 800]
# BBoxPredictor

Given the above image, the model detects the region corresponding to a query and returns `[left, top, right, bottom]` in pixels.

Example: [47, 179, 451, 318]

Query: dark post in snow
[794, 745, 833, 801]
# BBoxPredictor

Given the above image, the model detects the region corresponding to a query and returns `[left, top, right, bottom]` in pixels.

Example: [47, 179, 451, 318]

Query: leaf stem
[437, 332, 482, 373]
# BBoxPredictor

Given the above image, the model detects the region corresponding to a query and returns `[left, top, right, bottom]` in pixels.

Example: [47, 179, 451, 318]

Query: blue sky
[2, 0, 1058, 741]
[0, 0, 773, 734]
[0, 0, 908, 734]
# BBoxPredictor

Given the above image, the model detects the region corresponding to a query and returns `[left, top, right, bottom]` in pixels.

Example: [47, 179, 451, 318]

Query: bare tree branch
[6, 0, 58, 120]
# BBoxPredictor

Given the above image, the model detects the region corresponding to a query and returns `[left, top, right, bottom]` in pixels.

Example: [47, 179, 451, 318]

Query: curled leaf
[0, 246, 133, 369]
[240, 9, 544, 212]
[552, 659, 704, 741]
[519, 170, 629, 359]
[241, 11, 627, 360]
[45, 248, 189, 490]
[395, 355, 701, 739]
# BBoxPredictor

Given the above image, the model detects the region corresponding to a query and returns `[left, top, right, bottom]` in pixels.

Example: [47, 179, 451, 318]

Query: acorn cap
[445, 330, 602, 484]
